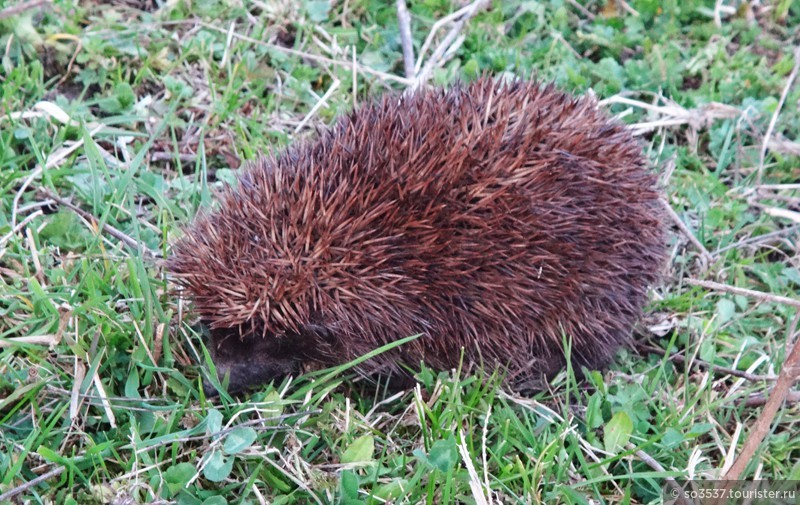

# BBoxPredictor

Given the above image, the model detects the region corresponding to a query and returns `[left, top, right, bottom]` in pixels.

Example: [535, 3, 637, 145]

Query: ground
[1, 0, 800, 503]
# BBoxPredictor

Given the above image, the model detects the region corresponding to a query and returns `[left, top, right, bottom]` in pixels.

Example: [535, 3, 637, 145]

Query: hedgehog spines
[169, 77, 667, 394]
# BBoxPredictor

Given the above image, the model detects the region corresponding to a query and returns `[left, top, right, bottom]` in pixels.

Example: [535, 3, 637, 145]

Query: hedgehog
[168, 77, 667, 395]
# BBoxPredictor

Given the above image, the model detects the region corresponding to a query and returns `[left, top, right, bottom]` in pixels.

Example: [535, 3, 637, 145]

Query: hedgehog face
[202, 323, 335, 396]
[202, 327, 302, 396]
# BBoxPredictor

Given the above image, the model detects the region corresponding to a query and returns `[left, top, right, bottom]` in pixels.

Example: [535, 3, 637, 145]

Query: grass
[1, 0, 800, 503]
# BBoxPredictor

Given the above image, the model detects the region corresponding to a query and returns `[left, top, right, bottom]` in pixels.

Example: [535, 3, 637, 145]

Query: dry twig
[686, 278, 800, 310]
[662, 199, 713, 267]
[742, 389, 800, 408]
[0, 0, 51, 20]
[10, 120, 102, 229]
[723, 311, 800, 479]
[767, 135, 800, 156]
[629, 443, 682, 497]
[39, 187, 160, 259]
[396, 0, 415, 79]
[0, 210, 43, 248]
[714, 223, 800, 256]
[565, 0, 595, 20]
[643, 345, 775, 382]
[0, 466, 64, 503]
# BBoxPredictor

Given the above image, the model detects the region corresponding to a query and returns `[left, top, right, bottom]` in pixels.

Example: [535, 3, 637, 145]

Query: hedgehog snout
[203, 355, 300, 396]
[203, 328, 304, 396]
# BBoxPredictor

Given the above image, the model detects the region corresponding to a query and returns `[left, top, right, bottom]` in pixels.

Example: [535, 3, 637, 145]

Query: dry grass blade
[294, 79, 341, 133]
[10, 123, 104, 229]
[0, 209, 43, 248]
[198, 22, 414, 86]
[414, 0, 490, 88]
[458, 429, 491, 505]
[0, 333, 59, 347]
[599, 94, 740, 136]
[761, 206, 800, 224]
[757, 46, 800, 182]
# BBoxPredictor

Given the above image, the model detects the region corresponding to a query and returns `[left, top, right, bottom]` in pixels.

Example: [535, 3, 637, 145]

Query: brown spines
[169, 77, 667, 393]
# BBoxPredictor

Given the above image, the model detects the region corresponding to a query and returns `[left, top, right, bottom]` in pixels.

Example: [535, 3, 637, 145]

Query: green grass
[2, 0, 800, 503]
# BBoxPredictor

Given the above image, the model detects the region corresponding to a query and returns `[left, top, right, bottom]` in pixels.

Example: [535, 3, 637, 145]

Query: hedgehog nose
[202, 378, 221, 398]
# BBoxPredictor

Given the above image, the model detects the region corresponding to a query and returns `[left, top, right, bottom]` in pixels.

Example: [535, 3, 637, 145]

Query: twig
[396, 0, 415, 79]
[642, 345, 775, 382]
[685, 278, 800, 310]
[742, 389, 800, 408]
[10, 122, 102, 229]
[0, 0, 51, 20]
[629, 444, 682, 493]
[767, 135, 800, 156]
[551, 31, 581, 59]
[662, 199, 713, 266]
[0, 466, 65, 502]
[39, 187, 160, 259]
[617, 0, 640, 16]
[0, 209, 43, 248]
[630, 444, 667, 473]
[714, 224, 800, 255]
[414, 0, 489, 88]
[758, 47, 800, 183]
[723, 310, 800, 479]
[49, 33, 82, 87]
[132, 411, 321, 454]
[565, 0, 595, 20]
